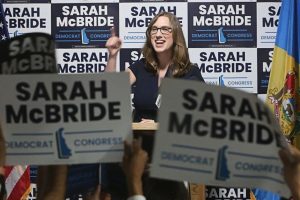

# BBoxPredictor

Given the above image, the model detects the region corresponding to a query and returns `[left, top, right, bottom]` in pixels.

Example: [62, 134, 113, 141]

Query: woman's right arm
[105, 27, 122, 72]
[105, 27, 137, 85]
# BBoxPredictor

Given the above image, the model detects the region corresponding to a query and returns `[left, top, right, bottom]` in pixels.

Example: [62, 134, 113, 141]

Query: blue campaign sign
[65, 164, 100, 198]
[51, 3, 119, 48]
[257, 2, 281, 48]
[0, 32, 56, 74]
[257, 48, 273, 94]
[188, 2, 257, 48]
[119, 48, 143, 72]
[30, 166, 38, 183]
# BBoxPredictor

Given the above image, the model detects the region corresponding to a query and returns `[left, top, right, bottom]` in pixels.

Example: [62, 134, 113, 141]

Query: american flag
[0, 3, 31, 200]
[0, 3, 8, 41]
[5, 166, 31, 200]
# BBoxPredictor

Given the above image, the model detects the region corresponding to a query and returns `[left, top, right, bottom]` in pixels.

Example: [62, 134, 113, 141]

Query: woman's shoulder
[184, 63, 205, 82]
[184, 63, 199, 75]
[130, 58, 146, 67]
[128, 58, 146, 71]
[190, 63, 201, 70]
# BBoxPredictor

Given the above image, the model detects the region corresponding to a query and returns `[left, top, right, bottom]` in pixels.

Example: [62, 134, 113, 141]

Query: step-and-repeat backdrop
[2, 0, 281, 199]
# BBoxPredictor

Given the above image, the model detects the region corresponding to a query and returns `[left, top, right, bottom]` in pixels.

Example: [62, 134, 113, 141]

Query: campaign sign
[150, 78, 290, 197]
[51, 3, 119, 48]
[189, 48, 257, 93]
[205, 186, 251, 200]
[3, 3, 51, 38]
[119, 48, 143, 71]
[188, 2, 256, 48]
[0, 32, 57, 74]
[257, 2, 280, 48]
[0, 73, 132, 165]
[2, 0, 50, 2]
[257, 48, 273, 94]
[65, 164, 100, 197]
[119, 2, 187, 48]
[56, 48, 108, 74]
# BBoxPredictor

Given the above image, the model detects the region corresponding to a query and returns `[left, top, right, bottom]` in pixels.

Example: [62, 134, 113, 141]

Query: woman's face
[150, 16, 174, 55]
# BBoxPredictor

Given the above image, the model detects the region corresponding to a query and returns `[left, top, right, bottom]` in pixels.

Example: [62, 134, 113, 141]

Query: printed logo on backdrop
[189, 48, 257, 93]
[188, 2, 256, 48]
[119, 3, 187, 48]
[216, 145, 230, 181]
[257, 48, 273, 94]
[51, 3, 118, 48]
[56, 128, 72, 159]
[3, 4, 51, 37]
[257, 2, 281, 48]
[56, 49, 108, 74]
[205, 186, 251, 200]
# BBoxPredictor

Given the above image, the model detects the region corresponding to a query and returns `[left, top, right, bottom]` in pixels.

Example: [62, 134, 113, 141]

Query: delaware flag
[255, 1, 300, 199]
[266, 0, 300, 148]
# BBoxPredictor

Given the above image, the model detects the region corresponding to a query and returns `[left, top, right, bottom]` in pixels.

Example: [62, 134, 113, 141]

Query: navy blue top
[129, 58, 205, 122]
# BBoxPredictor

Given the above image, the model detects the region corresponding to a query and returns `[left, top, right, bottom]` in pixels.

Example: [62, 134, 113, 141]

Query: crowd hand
[105, 27, 122, 57]
[279, 145, 300, 199]
[122, 138, 148, 196]
[140, 118, 155, 123]
[84, 185, 111, 200]
[37, 165, 68, 200]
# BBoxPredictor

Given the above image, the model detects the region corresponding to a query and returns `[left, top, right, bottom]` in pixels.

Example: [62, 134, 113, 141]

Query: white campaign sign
[0, 73, 131, 165]
[150, 78, 290, 197]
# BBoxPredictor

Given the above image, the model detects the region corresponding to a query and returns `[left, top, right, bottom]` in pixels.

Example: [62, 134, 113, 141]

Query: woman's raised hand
[105, 27, 122, 58]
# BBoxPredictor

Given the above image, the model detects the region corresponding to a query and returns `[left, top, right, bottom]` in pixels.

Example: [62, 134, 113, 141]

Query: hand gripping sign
[150, 78, 290, 198]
